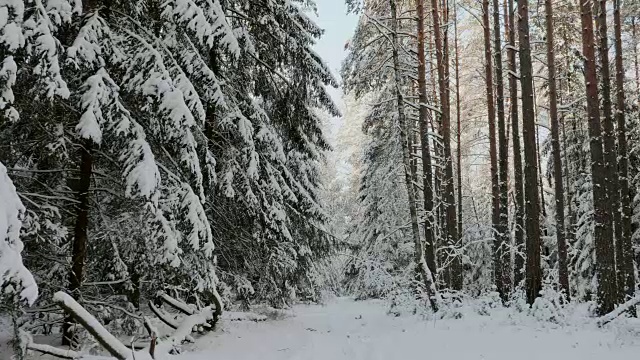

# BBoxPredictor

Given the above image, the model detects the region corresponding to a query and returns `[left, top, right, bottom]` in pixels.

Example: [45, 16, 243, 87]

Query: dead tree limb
[27, 342, 81, 359]
[158, 292, 195, 315]
[597, 294, 640, 326]
[149, 300, 179, 329]
[53, 292, 130, 360]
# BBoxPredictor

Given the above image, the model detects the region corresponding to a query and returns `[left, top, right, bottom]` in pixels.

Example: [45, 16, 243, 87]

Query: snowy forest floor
[4, 296, 640, 359]
[174, 297, 639, 360]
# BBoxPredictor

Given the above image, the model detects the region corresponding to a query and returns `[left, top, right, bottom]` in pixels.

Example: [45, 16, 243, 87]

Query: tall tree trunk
[633, 18, 640, 95]
[391, 0, 439, 310]
[454, 0, 464, 289]
[508, 0, 524, 289]
[578, 0, 618, 315]
[481, 0, 502, 302]
[431, 0, 459, 291]
[596, 0, 622, 303]
[543, 0, 569, 298]
[613, 0, 636, 300]
[517, 0, 542, 305]
[62, 0, 100, 346]
[417, 0, 438, 279]
[62, 140, 93, 346]
[493, 0, 510, 299]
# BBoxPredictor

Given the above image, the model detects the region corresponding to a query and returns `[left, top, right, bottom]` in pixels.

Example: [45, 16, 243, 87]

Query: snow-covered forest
[1, 0, 640, 359]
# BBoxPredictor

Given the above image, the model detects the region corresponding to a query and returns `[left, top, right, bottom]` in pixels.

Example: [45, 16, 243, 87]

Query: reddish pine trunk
[517, 0, 542, 305]
[578, 0, 618, 315]
[613, 0, 636, 300]
[454, 1, 464, 289]
[431, 0, 459, 291]
[481, 0, 501, 302]
[507, 0, 524, 289]
[596, 0, 622, 303]
[492, 0, 510, 300]
[543, 0, 569, 298]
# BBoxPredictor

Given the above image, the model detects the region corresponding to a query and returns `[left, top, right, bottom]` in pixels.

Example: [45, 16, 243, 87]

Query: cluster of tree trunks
[388, 0, 637, 315]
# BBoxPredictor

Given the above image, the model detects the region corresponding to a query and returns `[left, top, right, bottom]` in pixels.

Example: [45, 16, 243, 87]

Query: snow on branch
[77, 68, 161, 199]
[155, 306, 214, 354]
[161, 0, 239, 56]
[53, 292, 130, 360]
[23, 0, 70, 99]
[27, 341, 81, 359]
[158, 292, 195, 315]
[149, 300, 179, 329]
[597, 294, 640, 327]
[0, 161, 38, 305]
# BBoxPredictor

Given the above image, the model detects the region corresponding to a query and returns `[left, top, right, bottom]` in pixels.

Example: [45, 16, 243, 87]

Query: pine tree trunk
[517, 0, 542, 305]
[431, 0, 459, 291]
[454, 1, 464, 290]
[578, 0, 618, 315]
[416, 0, 438, 279]
[613, 0, 636, 300]
[507, 0, 524, 289]
[493, 0, 510, 299]
[596, 0, 622, 303]
[633, 18, 640, 95]
[543, 0, 569, 298]
[391, 0, 439, 311]
[482, 0, 502, 301]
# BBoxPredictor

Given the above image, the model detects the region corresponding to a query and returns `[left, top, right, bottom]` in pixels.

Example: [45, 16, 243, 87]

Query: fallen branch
[156, 307, 214, 354]
[597, 294, 640, 327]
[53, 292, 130, 360]
[158, 292, 195, 315]
[27, 342, 81, 359]
[149, 300, 179, 329]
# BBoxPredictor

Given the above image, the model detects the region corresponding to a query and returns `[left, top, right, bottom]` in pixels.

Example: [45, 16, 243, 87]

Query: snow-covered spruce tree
[0, 161, 38, 360]
[186, 0, 339, 306]
[0, 161, 38, 306]
[0, 0, 338, 343]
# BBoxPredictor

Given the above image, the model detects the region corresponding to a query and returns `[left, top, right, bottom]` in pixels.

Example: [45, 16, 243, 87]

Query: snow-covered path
[181, 298, 639, 360]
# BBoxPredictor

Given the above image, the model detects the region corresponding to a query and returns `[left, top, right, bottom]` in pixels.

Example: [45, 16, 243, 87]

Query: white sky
[310, 0, 358, 148]
[311, 0, 358, 97]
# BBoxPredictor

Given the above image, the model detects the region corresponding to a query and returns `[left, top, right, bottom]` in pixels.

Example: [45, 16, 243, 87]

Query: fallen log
[27, 341, 81, 359]
[53, 292, 131, 360]
[597, 293, 640, 327]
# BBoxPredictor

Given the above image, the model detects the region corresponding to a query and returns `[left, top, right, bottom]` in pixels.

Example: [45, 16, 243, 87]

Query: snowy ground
[6, 297, 639, 359]
[176, 297, 640, 360]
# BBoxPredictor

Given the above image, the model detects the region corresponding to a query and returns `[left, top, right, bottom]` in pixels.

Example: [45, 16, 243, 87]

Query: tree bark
[517, 0, 542, 305]
[62, 140, 93, 346]
[634, 17, 640, 96]
[454, 0, 464, 290]
[543, 0, 569, 298]
[596, 0, 622, 303]
[481, 0, 502, 302]
[613, 0, 636, 300]
[578, 0, 618, 315]
[493, 0, 510, 300]
[507, 0, 524, 289]
[417, 0, 438, 279]
[391, 0, 439, 311]
[431, 0, 459, 291]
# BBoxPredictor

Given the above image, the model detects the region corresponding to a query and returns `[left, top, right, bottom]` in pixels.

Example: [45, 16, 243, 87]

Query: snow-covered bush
[530, 286, 567, 324]
[0, 162, 37, 306]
